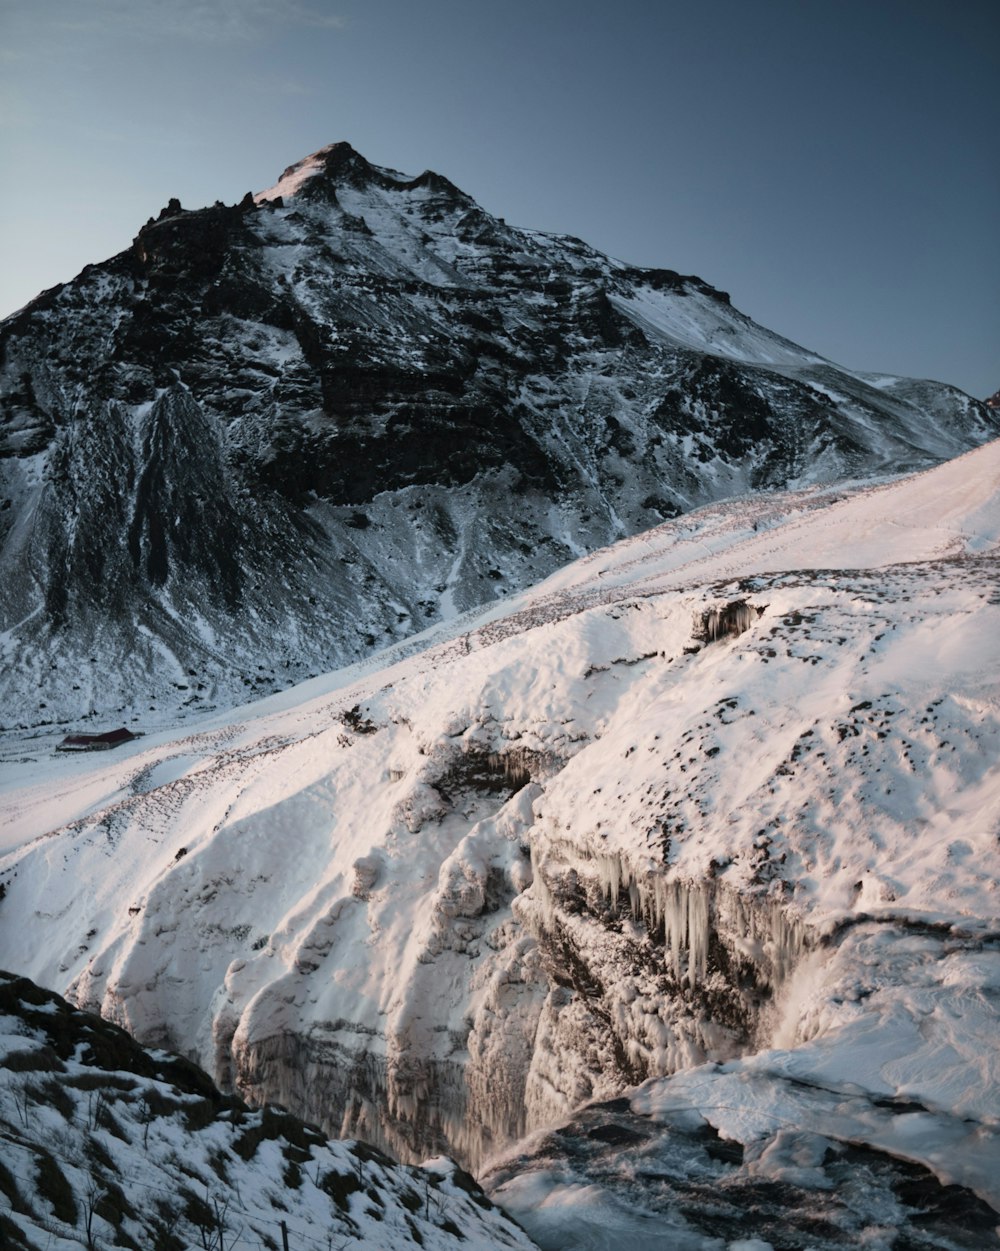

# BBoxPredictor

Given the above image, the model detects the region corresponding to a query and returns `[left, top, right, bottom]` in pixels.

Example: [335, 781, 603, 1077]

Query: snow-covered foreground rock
[1, 440, 999, 1244]
[0, 971, 536, 1251]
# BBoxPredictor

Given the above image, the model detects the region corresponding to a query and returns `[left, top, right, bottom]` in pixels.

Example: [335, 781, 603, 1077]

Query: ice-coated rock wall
[216, 818, 816, 1169]
[513, 844, 815, 1139]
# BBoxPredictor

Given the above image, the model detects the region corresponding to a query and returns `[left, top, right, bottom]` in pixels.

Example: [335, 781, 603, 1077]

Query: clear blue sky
[1, 0, 997, 397]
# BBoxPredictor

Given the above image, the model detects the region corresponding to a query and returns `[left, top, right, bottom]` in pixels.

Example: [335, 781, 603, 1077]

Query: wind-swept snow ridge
[1, 141, 996, 730]
[1, 442, 999, 1241]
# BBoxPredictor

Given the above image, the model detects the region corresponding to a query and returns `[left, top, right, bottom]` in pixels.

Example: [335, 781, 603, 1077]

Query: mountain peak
[253, 142, 473, 210]
[255, 140, 376, 203]
[311, 139, 369, 174]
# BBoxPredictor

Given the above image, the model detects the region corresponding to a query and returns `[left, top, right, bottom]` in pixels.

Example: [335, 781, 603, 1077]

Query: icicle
[699, 599, 760, 643]
[663, 881, 686, 981]
[768, 906, 807, 985]
[687, 886, 710, 986]
[596, 853, 623, 909]
[529, 840, 557, 930]
[652, 879, 711, 986]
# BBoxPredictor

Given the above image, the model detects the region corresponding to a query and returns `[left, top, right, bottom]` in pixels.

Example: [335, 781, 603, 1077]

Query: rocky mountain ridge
[2, 141, 996, 731]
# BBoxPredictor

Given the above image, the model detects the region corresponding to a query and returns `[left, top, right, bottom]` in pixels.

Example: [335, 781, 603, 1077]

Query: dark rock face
[1, 140, 997, 726]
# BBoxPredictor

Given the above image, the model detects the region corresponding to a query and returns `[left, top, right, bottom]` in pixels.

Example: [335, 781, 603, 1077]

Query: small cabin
[56, 727, 138, 753]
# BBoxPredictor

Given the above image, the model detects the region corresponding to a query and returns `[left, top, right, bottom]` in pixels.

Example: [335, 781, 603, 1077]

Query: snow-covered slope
[1, 142, 996, 731]
[1, 441, 999, 1244]
[0, 971, 537, 1251]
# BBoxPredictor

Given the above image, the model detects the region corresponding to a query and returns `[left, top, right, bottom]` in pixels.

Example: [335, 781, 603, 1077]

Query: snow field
[0, 440, 997, 1226]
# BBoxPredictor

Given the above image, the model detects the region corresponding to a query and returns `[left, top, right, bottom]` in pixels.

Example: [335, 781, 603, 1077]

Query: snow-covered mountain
[1, 141, 996, 731]
[2, 439, 998, 1246]
[0, 970, 537, 1251]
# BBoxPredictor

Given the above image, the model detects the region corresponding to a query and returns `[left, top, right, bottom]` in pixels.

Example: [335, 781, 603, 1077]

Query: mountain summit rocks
[1, 143, 996, 729]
